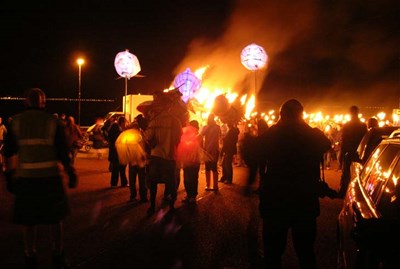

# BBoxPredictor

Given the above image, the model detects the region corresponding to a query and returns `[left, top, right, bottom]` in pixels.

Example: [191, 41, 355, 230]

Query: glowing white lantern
[114, 50, 141, 79]
[240, 43, 268, 71]
[173, 68, 201, 103]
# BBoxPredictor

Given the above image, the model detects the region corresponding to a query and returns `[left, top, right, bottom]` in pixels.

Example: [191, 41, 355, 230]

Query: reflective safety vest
[12, 109, 60, 178]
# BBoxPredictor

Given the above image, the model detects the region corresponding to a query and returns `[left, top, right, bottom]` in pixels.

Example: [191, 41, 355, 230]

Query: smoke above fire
[173, 0, 398, 114]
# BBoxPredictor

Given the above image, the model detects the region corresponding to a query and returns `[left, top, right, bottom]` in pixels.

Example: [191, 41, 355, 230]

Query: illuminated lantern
[115, 129, 146, 167]
[173, 68, 201, 103]
[114, 49, 141, 79]
[240, 43, 268, 71]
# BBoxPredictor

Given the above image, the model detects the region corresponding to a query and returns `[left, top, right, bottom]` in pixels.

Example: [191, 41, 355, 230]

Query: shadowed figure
[3, 88, 78, 269]
[258, 99, 331, 269]
[144, 91, 185, 215]
[338, 105, 367, 197]
[200, 113, 221, 191]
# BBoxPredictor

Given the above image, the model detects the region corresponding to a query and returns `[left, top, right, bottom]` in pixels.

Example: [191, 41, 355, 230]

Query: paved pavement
[0, 149, 343, 269]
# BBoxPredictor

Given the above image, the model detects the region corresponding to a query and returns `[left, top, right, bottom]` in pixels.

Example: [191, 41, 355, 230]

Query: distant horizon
[1, 97, 396, 127]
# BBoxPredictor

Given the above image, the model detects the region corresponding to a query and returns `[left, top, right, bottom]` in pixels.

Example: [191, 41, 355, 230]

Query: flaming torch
[240, 43, 268, 113]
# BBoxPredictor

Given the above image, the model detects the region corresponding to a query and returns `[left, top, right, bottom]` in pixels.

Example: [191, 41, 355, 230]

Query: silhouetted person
[257, 118, 269, 189]
[367, 117, 379, 129]
[0, 116, 7, 171]
[241, 125, 259, 194]
[3, 88, 77, 269]
[144, 108, 182, 214]
[177, 120, 202, 204]
[108, 116, 128, 187]
[338, 105, 367, 197]
[102, 115, 116, 171]
[92, 117, 107, 159]
[220, 122, 239, 184]
[128, 114, 148, 203]
[64, 115, 83, 165]
[200, 113, 221, 191]
[258, 99, 331, 269]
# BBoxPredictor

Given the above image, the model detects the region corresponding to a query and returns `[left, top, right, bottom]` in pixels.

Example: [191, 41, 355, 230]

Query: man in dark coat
[108, 116, 128, 187]
[220, 122, 239, 184]
[258, 99, 331, 269]
[338, 105, 367, 197]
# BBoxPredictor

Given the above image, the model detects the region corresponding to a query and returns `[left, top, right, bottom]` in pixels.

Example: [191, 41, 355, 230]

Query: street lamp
[77, 58, 85, 126]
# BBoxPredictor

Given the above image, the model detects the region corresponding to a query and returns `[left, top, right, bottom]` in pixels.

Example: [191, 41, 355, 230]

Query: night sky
[0, 0, 398, 124]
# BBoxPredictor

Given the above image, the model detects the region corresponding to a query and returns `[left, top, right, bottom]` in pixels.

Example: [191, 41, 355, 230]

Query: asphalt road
[0, 150, 343, 269]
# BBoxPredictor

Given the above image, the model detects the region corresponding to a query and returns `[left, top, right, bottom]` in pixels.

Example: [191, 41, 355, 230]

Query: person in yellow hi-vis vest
[3, 88, 78, 269]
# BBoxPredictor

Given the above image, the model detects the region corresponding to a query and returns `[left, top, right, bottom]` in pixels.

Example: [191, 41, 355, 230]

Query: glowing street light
[77, 58, 85, 126]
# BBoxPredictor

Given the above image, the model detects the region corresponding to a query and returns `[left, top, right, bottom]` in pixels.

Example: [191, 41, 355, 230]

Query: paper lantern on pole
[240, 43, 267, 71]
[173, 68, 201, 103]
[114, 49, 141, 79]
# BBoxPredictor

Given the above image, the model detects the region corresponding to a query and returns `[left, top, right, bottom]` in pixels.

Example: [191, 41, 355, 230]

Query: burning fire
[169, 66, 398, 129]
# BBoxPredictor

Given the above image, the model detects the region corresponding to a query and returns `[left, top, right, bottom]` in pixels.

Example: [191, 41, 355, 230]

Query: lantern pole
[254, 70, 257, 113]
[114, 49, 141, 122]
[124, 76, 128, 119]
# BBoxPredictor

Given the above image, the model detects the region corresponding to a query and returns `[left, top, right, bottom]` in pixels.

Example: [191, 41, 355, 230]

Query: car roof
[389, 128, 400, 138]
[357, 126, 399, 162]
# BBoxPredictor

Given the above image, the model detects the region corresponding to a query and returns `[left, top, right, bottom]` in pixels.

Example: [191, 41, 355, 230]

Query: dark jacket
[222, 126, 239, 156]
[259, 121, 331, 218]
[108, 122, 123, 162]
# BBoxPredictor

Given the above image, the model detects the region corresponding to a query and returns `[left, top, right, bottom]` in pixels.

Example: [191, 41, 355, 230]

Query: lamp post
[77, 58, 85, 126]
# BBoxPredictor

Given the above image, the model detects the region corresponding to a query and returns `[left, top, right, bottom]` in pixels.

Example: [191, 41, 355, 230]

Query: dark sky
[0, 0, 399, 122]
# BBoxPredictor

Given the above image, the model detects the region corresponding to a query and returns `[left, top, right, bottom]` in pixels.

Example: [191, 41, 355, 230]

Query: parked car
[350, 126, 398, 180]
[86, 111, 125, 134]
[356, 126, 398, 164]
[337, 136, 400, 269]
[389, 128, 400, 138]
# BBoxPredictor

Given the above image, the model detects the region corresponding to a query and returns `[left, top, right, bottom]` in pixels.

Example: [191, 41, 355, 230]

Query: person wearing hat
[258, 99, 332, 269]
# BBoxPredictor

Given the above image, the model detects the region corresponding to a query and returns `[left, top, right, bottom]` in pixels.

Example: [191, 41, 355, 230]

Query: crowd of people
[2, 86, 387, 269]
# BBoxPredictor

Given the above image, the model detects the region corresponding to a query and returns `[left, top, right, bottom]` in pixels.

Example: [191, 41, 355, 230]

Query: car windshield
[362, 144, 400, 203]
[377, 157, 400, 219]
[104, 112, 124, 121]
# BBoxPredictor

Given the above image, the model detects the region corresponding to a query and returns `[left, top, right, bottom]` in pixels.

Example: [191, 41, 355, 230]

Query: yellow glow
[392, 175, 399, 187]
[324, 125, 331, 132]
[314, 112, 323, 122]
[240, 95, 247, 106]
[194, 66, 209, 79]
[226, 92, 238, 103]
[77, 58, 85, 66]
[245, 95, 255, 119]
[377, 112, 386, 120]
